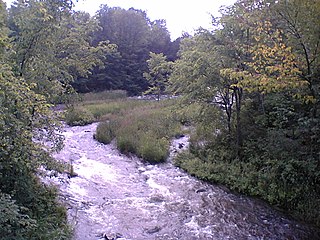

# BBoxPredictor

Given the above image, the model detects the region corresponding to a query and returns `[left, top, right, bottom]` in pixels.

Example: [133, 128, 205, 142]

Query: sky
[4, 0, 237, 39]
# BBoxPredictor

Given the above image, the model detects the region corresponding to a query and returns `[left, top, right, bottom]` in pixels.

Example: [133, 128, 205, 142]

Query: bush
[0, 180, 72, 240]
[138, 133, 169, 163]
[174, 133, 320, 229]
[0, 192, 36, 240]
[95, 120, 119, 144]
[65, 107, 94, 126]
[117, 134, 139, 154]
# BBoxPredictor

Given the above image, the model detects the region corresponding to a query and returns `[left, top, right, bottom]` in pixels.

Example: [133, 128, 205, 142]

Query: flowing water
[46, 123, 319, 240]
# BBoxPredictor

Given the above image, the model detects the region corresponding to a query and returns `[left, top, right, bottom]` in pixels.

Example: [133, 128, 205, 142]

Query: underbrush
[174, 129, 320, 229]
[0, 176, 72, 240]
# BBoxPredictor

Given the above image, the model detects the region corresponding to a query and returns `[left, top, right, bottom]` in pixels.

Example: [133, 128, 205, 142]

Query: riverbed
[46, 123, 318, 240]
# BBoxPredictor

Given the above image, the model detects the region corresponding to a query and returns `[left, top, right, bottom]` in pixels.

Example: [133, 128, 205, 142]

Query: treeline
[73, 5, 182, 95]
[168, 0, 320, 228]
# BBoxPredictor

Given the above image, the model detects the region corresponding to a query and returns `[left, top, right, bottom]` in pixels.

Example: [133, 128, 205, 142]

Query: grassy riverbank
[65, 91, 185, 163]
[64, 91, 320, 230]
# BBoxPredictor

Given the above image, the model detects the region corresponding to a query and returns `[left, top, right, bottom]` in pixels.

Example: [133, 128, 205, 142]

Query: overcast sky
[4, 0, 236, 39]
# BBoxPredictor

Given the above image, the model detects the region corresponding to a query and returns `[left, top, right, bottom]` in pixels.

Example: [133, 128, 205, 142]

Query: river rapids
[44, 123, 318, 240]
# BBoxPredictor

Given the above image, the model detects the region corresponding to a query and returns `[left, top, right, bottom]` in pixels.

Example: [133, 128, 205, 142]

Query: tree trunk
[234, 86, 243, 160]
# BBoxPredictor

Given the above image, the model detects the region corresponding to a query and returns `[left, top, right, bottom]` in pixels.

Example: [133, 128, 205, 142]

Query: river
[45, 123, 318, 240]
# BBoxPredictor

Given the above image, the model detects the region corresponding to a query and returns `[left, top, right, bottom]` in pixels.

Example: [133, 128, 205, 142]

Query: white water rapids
[44, 123, 318, 240]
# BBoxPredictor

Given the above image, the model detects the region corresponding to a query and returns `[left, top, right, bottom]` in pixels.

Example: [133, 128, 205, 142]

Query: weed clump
[96, 100, 182, 163]
[95, 120, 119, 144]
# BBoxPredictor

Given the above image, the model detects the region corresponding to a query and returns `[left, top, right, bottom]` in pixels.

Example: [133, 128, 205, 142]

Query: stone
[145, 226, 161, 234]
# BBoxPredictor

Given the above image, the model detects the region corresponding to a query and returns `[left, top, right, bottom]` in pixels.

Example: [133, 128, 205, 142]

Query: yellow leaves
[232, 20, 311, 97]
[294, 94, 316, 104]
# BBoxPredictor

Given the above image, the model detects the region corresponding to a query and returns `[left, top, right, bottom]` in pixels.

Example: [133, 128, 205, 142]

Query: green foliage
[95, 120, 118, 144]
[0, 192, 36, 240]
[170, 0, 320, 229]
[0, 67, 71, 238]
[65, 107, 94, 126]
[143, 52, 173, 100]
[9, 0, 116, 102]
[75, 5, 179, 95]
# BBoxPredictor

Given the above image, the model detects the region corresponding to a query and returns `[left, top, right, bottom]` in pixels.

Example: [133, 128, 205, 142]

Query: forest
[0, 0, 319, 238]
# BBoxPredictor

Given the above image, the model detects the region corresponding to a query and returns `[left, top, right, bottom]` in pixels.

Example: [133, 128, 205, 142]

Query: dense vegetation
[90, 0, 320, 229]
[1, 0, 319, 237]
[0, 1, 77, 238]
[73, 5, 182, 95]
[66, 93, 182, 164]
[1, 0, 179, 236]
[169, 0, 320, 228]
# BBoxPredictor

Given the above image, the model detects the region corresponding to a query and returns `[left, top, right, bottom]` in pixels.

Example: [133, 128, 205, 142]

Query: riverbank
[46, 123, 318, 239]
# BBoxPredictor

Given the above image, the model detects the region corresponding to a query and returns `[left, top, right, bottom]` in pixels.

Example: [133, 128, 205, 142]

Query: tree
[0, 0, 81, 237]
[170, 0, 320, 228]
[81, 5, 181, 95]
[9, 0, 113, 102]
[148, 19, 171, 55]
[143, 52, 172, 101]
[275, 0, 320, 116]
[91, 6, 151, 95]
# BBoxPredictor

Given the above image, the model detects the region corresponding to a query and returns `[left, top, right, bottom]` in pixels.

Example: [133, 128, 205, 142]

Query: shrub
[138, 133, 169, 163]
[117, 134, 139, 154]
[95, 121, 118, 144]
[65, 107, 94, 126]
[0, 192, 36, 239]
[174, 135, 320, 229]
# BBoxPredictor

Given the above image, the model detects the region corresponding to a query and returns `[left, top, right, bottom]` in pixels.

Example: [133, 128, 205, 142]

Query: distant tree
[148, 19, 171, 54]
[91, 6, 151, 95]
[144, 52, 172, 101]
[82, 5, 181, 95]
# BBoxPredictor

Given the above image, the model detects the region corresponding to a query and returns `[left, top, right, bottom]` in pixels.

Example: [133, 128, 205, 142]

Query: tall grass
[96, 100, 183, 163]
[64, 91, 185, 163]
[64, 91, 149, 125]
[80, 90, 127, 102]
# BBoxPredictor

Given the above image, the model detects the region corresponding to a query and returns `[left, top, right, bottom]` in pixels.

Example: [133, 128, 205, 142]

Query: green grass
[80, 90, 127, 102]
[95, 100, 183, 163]
[83, 100, 149, 120]
[65, 107, 94, 126]
[64, 91, 151, 125]
[64, 92, 186, 163]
